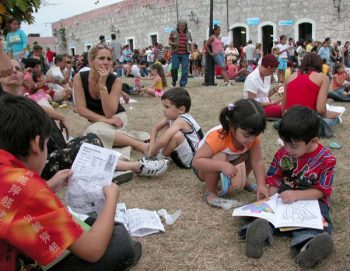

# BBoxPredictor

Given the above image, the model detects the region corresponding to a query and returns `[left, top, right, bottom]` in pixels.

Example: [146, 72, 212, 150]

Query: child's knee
[173, 131, 185, 145]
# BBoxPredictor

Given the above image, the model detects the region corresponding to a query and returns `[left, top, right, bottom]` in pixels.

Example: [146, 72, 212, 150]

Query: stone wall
[51, 0, 350, 55]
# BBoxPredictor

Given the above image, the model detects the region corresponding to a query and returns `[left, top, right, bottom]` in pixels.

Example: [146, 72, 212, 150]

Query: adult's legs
[264, 104, 282, 119]
[327, 88, 350, 102]
[114, 131, 148, 153]
[51, 223, 141, 271]
[171, 54, 180, 86]
[179, 54, 189, 87]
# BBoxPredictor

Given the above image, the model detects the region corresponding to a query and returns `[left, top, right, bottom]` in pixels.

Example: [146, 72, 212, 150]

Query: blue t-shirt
[5, 29, 27, 54]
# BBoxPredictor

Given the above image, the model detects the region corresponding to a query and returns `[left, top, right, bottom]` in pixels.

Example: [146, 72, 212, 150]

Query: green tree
[0, 0, 41, 30]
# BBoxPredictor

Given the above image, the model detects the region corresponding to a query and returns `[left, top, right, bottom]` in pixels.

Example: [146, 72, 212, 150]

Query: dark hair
[279, 106, 320, 144]
[151, 63, 167, 87]
[111, 33, 116, 39]
[33, 44, 43, 51]
[32, 70, 44, 82]
[161, 87, 191, 112]
[23, 58, 41, 69]
[7, 18, 20, 25]
[300, 52, 323, 73]
[0, 95, 52, 158]
[219, 99, 266, 136]
[54, 54, 65, 65]
[280, 35, 287, 41]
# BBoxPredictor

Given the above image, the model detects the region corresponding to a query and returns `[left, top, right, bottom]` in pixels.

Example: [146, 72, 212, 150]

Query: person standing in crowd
[46, 47, 54, 67]
[276, 35, 289, 83]
[243, 40, 256, 64]
[168, 20, 192, 87]
[5, 18, 27, 61]
[205, 25, 232, 86]
[110, 33, 122, 64]
[318, 40, 331, 66]
[342, 41, 350, 68]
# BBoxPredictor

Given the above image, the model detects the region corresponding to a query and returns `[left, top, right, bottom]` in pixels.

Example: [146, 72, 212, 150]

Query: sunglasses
[96, 44, 113, 51]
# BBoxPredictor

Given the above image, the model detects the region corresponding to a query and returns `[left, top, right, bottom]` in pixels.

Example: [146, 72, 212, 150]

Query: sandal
[204, 192, 245, 210]
[328, 142, 342, 149]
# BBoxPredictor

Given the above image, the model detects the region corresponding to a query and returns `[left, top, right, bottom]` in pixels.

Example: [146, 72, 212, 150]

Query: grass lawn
[59, 76, 350, 271]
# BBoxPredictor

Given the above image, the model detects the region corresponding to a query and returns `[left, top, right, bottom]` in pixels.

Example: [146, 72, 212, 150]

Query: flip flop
[328, 142, 342, 149]
[204, 192, 245, 210]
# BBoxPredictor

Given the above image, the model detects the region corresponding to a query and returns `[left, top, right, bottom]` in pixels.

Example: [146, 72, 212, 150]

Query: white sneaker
[138, 158, 168, 177]
[225, 82, 233, 87]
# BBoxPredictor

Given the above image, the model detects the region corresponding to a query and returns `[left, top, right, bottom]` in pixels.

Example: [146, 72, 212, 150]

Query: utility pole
[203, 0, 216, 86]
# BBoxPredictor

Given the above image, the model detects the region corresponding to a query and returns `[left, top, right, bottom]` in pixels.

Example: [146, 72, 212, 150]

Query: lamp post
[203, 0, 216, 86]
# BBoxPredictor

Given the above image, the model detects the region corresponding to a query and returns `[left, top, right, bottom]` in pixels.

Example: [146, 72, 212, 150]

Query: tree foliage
[0, 0, 41, 30]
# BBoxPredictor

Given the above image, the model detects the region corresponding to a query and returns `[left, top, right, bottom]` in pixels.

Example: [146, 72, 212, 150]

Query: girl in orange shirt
[328, 63, 350, 102]
[192, 99, 268, 208]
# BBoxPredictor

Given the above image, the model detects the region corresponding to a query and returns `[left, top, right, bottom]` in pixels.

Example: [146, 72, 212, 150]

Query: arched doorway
[232, 26, 247, 48]
[262, 25, 273, 54]
[298, 22, 312, 41]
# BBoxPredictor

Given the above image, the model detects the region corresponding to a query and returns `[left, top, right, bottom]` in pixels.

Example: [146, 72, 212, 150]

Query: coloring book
[232, 194, 323, 230]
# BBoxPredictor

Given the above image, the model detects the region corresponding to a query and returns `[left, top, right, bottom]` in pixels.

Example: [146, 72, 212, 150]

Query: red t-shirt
[0, 150, 83, 266]
[285, 71, 320, 111]
[265, 143, 335, 206]
[46, 50, 54, 63]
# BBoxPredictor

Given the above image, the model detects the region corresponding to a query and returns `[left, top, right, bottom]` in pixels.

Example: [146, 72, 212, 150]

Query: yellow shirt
[322, 64, 330, 75]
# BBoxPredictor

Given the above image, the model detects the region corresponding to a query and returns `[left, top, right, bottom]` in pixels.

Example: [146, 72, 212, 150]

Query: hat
[261, 54, 279, 68]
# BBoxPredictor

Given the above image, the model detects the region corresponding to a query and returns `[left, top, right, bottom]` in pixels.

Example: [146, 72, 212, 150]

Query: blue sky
[21, 0, 122, 37]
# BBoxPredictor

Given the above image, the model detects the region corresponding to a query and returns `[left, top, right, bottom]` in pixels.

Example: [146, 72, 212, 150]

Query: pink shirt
[211, 37, 224, 54]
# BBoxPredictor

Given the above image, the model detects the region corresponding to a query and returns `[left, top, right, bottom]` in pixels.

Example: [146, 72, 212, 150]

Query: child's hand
[103, 183, 120, 200]
[221, 162, 237, 179]
[256, 184, 269, 200]
[48, 169, 72, 193]
[279, 190, 297, 204]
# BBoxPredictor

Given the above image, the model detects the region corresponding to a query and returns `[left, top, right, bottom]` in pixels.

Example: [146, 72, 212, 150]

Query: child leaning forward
[192, 99, 269, 208]
[241, 106, 335, 269]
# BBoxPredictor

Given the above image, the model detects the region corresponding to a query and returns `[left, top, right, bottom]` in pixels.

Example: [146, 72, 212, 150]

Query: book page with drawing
[232, 194, 323, 230]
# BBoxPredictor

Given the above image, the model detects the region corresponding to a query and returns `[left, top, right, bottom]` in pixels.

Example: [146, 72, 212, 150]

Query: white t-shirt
[276, 43, 289, 58]
[243, 44, 256, 61]
[243, 67, 271, 103]
[131, 64, 141, 77]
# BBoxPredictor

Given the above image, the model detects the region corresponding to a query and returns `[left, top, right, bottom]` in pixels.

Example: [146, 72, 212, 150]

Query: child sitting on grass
[146, 87, 203, 169]
[0, 95, 142, 271]
[192, 99, 268, 208]
[138, 63, 167, 97]
[242, 106, 335, 269]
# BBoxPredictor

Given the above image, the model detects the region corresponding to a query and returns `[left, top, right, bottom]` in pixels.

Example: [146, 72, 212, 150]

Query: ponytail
[219, 99, 266, 137]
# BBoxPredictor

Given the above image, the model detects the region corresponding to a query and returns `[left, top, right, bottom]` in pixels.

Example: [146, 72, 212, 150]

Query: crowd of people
[0, 16, 348, 271]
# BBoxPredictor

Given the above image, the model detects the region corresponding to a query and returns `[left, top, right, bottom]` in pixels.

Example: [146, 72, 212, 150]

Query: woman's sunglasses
[96, 44, 113, 51]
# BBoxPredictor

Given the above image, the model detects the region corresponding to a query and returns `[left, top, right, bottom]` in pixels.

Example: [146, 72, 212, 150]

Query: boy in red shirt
[0, 95, 141, 271]
[241, 106, 335, 268]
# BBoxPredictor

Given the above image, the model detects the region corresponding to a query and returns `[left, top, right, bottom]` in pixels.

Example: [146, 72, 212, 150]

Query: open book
[115, 203, 165, 237]
[232, 194, 323, 230]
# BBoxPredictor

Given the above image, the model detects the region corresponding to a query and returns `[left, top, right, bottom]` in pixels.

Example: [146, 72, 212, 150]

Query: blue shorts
[278, 57, 287, 70]
[213, 53, 226, 68]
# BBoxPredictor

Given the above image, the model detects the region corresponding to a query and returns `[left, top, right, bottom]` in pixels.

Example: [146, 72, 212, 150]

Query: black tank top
[79, 71, 125, 116]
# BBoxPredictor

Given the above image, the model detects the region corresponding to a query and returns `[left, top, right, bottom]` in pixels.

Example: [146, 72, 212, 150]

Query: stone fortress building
[51, 0, 350, 55]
